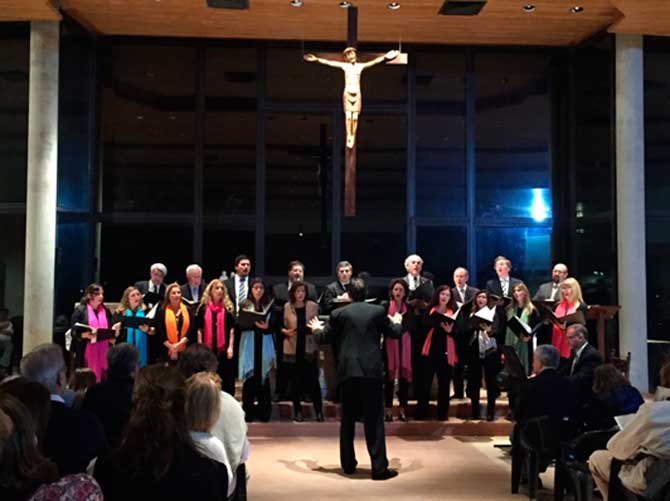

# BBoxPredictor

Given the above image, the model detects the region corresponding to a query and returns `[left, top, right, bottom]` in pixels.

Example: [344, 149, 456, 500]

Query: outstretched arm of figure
[360, 50, 399, 69]
[304, 53, 345, 69]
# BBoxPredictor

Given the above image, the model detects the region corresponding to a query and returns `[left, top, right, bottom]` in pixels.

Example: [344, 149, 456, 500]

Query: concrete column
[23, 21, 60, 353]
[615, 34, 648, 392]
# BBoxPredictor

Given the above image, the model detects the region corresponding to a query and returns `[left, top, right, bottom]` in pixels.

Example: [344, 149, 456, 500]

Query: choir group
[68, 254, 589, 423]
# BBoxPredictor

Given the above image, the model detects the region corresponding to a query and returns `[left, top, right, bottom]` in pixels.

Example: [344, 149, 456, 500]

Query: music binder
[237, 300, 275, 331]
[507, 315, 543, 338]
[72, 323, 116, 341]
[120, 316, 154, 329]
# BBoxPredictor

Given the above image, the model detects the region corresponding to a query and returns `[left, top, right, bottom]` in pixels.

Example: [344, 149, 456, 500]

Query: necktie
[459, 287, 465, 300]
[570, 354, 579, 375]
[550, 285, 559, 300]
[238, 277, 247, 304]
[192, 286, 199, 302]
[502, 280, 509, 296]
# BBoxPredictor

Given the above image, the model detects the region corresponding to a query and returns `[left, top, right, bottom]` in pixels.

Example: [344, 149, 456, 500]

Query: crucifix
[303, 5, 407, 216]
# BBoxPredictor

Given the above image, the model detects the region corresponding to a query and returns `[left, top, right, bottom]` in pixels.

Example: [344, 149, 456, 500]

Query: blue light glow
[530, 188, 550, 222]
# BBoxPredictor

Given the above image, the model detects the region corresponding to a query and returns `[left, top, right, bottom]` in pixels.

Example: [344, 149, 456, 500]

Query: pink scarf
[85, 304, 109, 382]
[422, 306, 458, 367]
[203, 302, 225, 353]
[386, 301, 412, 382]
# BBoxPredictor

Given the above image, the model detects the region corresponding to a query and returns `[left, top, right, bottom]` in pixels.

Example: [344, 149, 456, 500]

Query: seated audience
[69, 368, 96, 410]
[177, 344, 249, 474]
[582, 364, 644, 431]
[82, 344, 139, 449]
[560, 324, 603, 407]
[20, 344, 106, 476]
[94, 365, 228, 501]
[589, 361, 670, 500]
[185, 372, 234, 497]
[0, 377, 52, 444]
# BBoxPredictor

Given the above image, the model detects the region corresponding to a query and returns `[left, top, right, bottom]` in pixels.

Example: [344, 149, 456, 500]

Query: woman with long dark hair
[93, 365, 228, 500]
[155, 283, 195, 363]
[238, 278, 276, 422]
[195, 279, 236, 396]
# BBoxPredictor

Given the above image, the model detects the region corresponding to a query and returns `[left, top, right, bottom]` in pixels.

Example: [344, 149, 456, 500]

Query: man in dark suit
[223, 254, 252, 316]
[134, 262, 167, 300]
[321, 260, 354, 315]
[451, 267, 479, 399]
[83, 343, 139, 448]
[180, 263, 205, 304]
[561, 324, 603, 406]
[309, 279, 403, 480]
[272, 260, 319, 308]
[485, 255, 522, 298]
[533, 263, 568, 303]
[20, 343, 106, 475]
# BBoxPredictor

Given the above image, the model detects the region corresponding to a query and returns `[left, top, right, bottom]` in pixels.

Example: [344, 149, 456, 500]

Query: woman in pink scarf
[70, 284, 119, 382]
[195, 279, 236, 396]
[551, 277, 588, 361]
[383, 279, 412, 422]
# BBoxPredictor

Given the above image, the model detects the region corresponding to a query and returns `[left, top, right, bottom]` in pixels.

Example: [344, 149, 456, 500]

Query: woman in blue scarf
[115, 286, 149, 368]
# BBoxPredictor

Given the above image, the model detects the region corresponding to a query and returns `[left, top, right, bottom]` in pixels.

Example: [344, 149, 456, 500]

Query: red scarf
[203, 301, 225, 353]
[422, 306, 458, 367]
[386, 300, 412, 381]
[552, 300, 578, 359]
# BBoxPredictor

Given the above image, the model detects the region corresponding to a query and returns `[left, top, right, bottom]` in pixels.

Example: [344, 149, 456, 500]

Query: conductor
[309, 278, 403, 480]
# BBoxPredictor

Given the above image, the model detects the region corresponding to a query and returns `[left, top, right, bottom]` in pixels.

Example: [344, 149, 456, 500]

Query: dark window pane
[100, 223, 193, 299]
[647, 221, 670, 341]
[0, 24, 29, 203]
[416, 50, 466, 218]
[416, 226, 467, 286]
[265, 113, 332, 276]
[203, 228, 255, 281]
[205, 47, 256, 215]
[0, 214, 25, 315]
[102, 44, 196, 212]
[266, 47, 406, 105]
[574, 222, 616, 305]
[475, 226, 551, 293]
[475, 52, 552, 219]
[342, 114, 406, 277]
[55, 220, 91, 316]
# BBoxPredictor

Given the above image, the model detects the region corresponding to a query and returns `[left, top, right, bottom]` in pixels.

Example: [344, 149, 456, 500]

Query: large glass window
[0, 215, 25, 316]
[475, 51, 552, 220]
[416, 226, 467, 286]
[203, 227, 255, 281]
[415, 50, 467, 218]
[101, 44, 196, 213]
[265, 112, 332, 276]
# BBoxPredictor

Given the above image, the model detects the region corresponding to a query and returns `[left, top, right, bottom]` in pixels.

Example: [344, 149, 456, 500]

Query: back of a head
[593, 364, 627, 394]
[20, 344, 65, 395]
[0, 377, 51, 441]
[349, 278, 367, 302]
[660, 360, 670, 388]
[535, 345, 560, 370]
[176, 344, 218, 379]
[107, 343, 140, 379]
[120, 365, 189, 479]
[185, 372, 222, 433]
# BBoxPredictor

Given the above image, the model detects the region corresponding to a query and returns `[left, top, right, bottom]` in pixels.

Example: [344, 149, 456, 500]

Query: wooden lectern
[587, 305, 621, 358]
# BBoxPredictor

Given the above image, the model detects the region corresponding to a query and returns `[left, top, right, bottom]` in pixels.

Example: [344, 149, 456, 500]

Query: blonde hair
[561, 277, 585, 306]
[185, 372, 222, 433]
[511, 282, 536, 317]
[115, 286, 145, 315]
[199, 279, 234, 313]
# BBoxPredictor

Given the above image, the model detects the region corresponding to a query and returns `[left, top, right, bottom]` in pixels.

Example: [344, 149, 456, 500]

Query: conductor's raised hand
[304, 53, 318, 62]
[308, 317, 325, 332]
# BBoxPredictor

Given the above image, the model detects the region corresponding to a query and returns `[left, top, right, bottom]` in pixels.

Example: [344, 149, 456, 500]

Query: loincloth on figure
[343, 91, 362, 113]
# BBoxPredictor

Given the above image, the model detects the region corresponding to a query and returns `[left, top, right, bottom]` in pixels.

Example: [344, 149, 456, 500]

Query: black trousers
[242, 375, 272, 422]
[384, 378, 410, 409]
[467, 351, 501, 416]
[339, 378, 389, 475]
[217, 351, 236, 397]
[288, 359, 323, 415]
[416, 355, 452, 420]
[451, 360, 466, 398]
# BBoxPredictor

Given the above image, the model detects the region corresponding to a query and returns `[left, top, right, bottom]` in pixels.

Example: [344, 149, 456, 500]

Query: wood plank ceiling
[4, 0, 670, 46]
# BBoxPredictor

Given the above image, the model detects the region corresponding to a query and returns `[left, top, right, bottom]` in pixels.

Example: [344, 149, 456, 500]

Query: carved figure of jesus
[304, 47, 399, 149]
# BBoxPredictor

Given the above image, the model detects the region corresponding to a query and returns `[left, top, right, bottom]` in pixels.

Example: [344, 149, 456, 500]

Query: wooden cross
[304, 6, 407, 216]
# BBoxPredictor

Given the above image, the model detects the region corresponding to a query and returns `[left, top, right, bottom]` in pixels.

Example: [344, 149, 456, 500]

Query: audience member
[0, 377, 51, 443]
[93, 365, 228, 500]
[561, 324, 603, 406]
[0, 307, 13, 377]
[82, 343, 139, 448]
[185, 372, 234, 497]
[69, 368, 97, 410]
[20, 344, 106, 475]
[582, 364, 644, 430]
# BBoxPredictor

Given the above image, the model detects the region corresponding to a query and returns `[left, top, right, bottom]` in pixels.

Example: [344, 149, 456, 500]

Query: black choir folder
[535, 302, 586, 328]
[237, 300, 275, 331]
[142, 292, 163, 306]
[409, 281, 433, 302]
[507, 315, 543, 338]
[72, 323, 116, 341]
[120, 316, 154, 329]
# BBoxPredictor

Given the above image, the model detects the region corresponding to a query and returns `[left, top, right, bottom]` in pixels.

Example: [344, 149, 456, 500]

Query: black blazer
[82, 375, 134, 449]
[134, 280, 166, 298]
[272, 281, 318, 308]
[533, 281, 561, 302]
[180, 282, 205, 303]
[317, 302, 402, 385]
[561, 343, 604, 403]
[485, 276, 523, 298]
[43, 400, 107, 475]
[451, 285, 479, 305]
[321, 281, 351, 315]
[70, 304, 113, 367]
[513, 368, 577, 427]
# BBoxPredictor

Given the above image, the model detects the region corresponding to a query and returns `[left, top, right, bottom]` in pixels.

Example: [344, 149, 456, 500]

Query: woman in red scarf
[382, 279, 412, 422]
[551, 277, 588, 361]
[417, 285, 458, 421]
[196, 279, 236, 396]
[155, 283, 194, 363]
[70, 283, 119, 381]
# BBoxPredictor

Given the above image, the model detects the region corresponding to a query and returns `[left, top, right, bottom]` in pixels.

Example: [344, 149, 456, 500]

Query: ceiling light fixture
[387, 2, 400, 10]
[290, 0, 303, 6]
[522, 4, 535, 13]
[339, 1, 352, 8]
[570, 6, 583, 13]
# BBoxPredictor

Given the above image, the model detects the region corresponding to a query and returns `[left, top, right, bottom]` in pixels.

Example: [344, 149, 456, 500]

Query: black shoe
[293, 412, 303, 423]
[372, 469, 398, 481]
[398, 412, 408, 422]
[384, 413, 393, 422]
[450, 393, 464, 400]
[315, 411, 324, 422]
[486, 412, 495, 422]
[438, 415, 449, 422]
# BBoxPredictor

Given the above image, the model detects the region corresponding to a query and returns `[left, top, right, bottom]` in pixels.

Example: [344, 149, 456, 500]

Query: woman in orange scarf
[156, 283, 194, 362]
